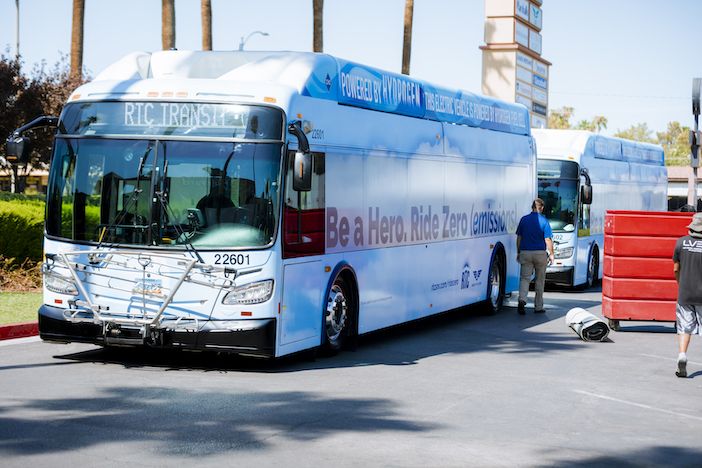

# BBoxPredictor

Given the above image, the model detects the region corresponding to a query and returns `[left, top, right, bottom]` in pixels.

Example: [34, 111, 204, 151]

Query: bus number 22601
[213, 253, 250, 266]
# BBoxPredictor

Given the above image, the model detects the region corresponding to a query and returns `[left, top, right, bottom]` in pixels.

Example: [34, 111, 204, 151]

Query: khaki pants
[518, 250, 549, 311]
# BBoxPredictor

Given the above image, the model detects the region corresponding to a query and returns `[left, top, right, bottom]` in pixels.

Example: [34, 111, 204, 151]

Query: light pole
[15, 0, 19, 59]
[689, 78, 701, 209]
[238, 30, 269, 51]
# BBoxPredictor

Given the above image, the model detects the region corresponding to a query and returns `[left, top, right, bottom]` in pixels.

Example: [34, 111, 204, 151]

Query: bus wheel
[586, 248, 599, 289]
[324, 276, 353, 353]
[482, 252, 505, 315]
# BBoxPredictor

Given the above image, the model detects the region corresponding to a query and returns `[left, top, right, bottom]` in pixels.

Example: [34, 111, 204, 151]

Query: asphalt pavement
[0, 286, 700, 467]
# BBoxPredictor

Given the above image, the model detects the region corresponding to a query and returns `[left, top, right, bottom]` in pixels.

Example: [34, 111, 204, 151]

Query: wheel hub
[326, 285, 347, 340]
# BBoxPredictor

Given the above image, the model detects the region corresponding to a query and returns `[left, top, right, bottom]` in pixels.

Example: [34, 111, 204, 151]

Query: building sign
[532, 87, 548, 104]
[516, 52, 533, 71]
[533, 59, 548, 78]
[533, 74, 547, 89]
[515, 21, 529, 47]
[516, 66, 532, 84]
[481, 0, 549, 129]
[530, 4, 543, 29]
[532, 102, 548, 116]
[516, 80, 532, 98]
[516, 0, 530, 22]
[529, 29, 542, 54]
[515, 94, 532, 108]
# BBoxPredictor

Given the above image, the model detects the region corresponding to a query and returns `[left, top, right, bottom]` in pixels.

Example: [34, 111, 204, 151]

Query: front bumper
[38, 304, 276, 358]
[545, 266, 574, 286]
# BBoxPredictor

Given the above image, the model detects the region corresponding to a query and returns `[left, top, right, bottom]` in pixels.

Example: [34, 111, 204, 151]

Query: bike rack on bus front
[44, 250, 238, 343]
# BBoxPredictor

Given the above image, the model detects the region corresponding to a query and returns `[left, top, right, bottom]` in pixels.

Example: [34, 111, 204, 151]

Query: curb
[0, 322, 39, 341]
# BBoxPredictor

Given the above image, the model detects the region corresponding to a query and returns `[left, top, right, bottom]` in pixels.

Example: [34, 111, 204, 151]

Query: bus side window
[283, 151, 325, 258]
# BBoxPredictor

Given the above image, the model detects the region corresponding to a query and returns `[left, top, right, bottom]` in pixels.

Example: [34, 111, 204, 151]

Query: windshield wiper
[153, 146, 204, 264]
[95, 146, 151, 250]
[153, 190, 204, 264]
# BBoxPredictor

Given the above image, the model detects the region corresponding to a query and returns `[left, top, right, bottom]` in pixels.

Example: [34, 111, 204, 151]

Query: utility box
[602, 210, 694, 330]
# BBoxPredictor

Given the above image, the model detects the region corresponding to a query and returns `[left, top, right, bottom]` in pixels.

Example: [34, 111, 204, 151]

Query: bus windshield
[537, 159, 579, 232]
[46, 138, 283, 249]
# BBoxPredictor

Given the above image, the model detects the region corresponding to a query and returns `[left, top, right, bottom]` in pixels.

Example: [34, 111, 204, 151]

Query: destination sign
[58, 102, 283, 139]
[123, 102, 244, 128]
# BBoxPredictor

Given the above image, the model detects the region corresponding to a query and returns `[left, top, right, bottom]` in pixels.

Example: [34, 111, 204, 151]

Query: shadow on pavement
[0, 386, 434, 456]
[0, 360, 84, 372]
[543, 445, 702, 467]
[52, 290, 603, 373]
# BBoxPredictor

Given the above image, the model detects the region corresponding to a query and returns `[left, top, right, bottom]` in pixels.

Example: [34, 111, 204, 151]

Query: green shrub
[0, 199, 45, 264]
[0, 192, 46, 203]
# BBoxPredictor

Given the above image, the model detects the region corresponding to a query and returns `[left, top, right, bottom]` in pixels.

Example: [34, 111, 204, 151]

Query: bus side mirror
[292, 151, 312, 192]
[690, 129, 701, 168]
[5, 135, 32, 165]
[5, 115, 59, 165]
[581, 184, 592, 205]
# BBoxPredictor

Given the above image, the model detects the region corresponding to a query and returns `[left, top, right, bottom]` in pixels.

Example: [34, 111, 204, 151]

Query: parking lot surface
[1, 286, 700, 467]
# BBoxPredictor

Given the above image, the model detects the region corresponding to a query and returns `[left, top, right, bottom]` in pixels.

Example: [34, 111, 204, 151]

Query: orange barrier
[602, 210, 693, 330]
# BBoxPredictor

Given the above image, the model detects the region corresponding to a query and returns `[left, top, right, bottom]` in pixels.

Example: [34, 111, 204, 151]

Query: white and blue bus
[532, 129, 667, 288]
[8, 51, 535, 358]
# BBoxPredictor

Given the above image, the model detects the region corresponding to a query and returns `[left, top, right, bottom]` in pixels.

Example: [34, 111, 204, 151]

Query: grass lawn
[0, 292, 41, 324]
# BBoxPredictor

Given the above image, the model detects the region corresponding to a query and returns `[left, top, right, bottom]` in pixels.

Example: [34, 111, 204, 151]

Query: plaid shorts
[676, 303, 702, 335]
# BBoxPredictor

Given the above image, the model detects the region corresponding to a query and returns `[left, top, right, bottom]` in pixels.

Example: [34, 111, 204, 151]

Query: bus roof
[532, 129, 665, 166]
[74, 50, 530, 136]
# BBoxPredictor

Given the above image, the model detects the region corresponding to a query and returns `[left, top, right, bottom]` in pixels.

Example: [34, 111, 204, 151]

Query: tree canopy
[0, 52, 87, 189]
[547, 106, 608, 133]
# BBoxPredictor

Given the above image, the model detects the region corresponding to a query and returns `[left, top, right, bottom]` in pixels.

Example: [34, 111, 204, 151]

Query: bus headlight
[222, 280, 273, 305]
[44, 271, 79, 296]
[554, 247, 574, 259]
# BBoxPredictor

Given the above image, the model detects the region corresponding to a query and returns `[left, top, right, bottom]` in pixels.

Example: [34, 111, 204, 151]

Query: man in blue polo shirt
[516, 198, 555, 314]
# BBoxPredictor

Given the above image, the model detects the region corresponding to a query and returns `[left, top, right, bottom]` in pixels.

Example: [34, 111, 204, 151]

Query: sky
[0, 0, 699, 136]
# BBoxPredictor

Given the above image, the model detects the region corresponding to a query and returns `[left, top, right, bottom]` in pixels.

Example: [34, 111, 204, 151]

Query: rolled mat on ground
[565, 307, 610, 342]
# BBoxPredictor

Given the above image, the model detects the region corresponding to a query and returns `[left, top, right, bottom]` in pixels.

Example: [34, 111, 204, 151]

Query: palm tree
[401, 0, 414, 75]
[70, 0, 85, 79]
[201, 0, 212, 50]
[313, 0, 323, 52]
[162, 0, 175, 50]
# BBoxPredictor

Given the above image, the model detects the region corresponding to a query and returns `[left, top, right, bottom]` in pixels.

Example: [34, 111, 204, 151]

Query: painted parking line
[573, 390, 702, 422]
[640, 353, 702, 366]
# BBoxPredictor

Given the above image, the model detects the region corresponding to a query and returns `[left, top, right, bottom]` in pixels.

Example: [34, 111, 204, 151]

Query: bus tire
[482, 249, 505, 315]
[323, 275, 355, 354]
[585, 246, 599, 289]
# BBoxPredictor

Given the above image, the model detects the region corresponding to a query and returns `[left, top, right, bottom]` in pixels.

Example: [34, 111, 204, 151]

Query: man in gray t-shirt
[672, 212, 702, 378]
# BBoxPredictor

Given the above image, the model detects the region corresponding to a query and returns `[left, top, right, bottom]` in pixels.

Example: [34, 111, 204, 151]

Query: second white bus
[532, 129, 667, 288]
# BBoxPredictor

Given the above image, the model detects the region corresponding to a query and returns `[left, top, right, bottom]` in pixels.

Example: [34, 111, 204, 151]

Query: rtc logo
[461, 264, 471, 289]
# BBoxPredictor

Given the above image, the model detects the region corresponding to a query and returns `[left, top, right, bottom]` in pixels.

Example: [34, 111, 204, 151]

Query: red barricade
[602, 210, 694, 329]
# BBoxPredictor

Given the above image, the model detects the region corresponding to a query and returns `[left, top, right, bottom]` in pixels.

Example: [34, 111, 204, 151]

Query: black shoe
[676, 358, 688, 378]
[534, 309, 546, 314]
[517, 301, 526, 315]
